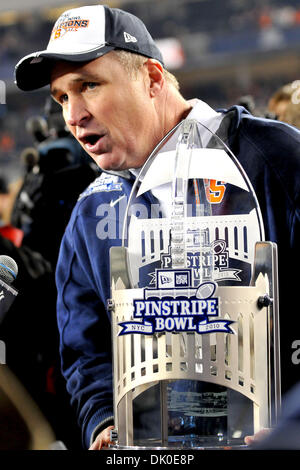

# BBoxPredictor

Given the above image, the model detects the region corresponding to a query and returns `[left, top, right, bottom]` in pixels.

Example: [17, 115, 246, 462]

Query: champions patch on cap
[15, 4, 164, 91]
[50, 18, 91, 41]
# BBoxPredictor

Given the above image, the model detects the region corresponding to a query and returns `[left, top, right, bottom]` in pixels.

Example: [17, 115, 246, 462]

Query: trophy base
[109, 435, 248, 450]
[109, 444, 248, 450]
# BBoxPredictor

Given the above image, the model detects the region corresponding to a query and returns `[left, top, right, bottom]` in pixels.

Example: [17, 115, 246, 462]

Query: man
[15, 5, 300, 450]
[267, 81, 300, 127]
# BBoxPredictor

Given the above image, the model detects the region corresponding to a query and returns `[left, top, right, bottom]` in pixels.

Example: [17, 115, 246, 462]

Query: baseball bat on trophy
[108, 118, 281, 449]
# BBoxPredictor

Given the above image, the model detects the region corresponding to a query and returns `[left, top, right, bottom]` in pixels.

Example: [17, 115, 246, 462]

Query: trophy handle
[251, 241, 281, 425]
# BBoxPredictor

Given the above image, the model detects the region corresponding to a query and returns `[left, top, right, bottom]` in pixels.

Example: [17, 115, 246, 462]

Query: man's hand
[244, 427, 271, 446]
[89, 425, 115, 450]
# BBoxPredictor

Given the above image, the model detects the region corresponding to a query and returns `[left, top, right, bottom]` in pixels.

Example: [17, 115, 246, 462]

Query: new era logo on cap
[124, 32, 137, 43]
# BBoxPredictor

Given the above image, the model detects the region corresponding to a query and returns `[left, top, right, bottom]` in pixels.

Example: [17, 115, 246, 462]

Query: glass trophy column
[108, 119, 281, 449]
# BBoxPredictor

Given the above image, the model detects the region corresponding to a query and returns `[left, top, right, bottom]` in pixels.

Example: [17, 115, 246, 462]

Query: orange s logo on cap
[53, 28, 61, 40]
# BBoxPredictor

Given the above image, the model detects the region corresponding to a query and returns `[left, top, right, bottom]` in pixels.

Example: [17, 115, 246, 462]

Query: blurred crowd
[2, 0, 300, 72]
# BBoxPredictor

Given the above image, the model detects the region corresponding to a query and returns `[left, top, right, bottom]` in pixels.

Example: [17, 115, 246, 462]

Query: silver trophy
[108, 119, 281, 449]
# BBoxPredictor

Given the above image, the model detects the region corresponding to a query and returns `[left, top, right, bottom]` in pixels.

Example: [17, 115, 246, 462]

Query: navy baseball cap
[15, 4, 164, 91]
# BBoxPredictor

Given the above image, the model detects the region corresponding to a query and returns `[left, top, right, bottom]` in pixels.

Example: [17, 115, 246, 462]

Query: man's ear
[145, 59, 164, 97]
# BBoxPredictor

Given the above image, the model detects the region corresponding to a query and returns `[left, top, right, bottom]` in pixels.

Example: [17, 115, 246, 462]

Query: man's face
[50, 53, 162, 171]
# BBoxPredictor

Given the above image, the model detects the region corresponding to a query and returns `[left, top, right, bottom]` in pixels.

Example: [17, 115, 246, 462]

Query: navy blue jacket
[56, 105, 300, 448]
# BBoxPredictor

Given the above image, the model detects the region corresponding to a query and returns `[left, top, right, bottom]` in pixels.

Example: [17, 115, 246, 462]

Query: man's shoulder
[77, 173, 125, 202]
[236, 108, 300, 149]
[66, 172, 130, 225]
[227, 106, 300, 171]
[227, 108, 300, 203]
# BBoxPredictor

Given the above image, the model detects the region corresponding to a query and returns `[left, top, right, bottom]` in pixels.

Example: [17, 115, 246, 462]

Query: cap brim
[15, 46, 115, 91]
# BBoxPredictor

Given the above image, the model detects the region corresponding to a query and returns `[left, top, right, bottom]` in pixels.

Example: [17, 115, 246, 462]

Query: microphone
[0, 255, 18, 324]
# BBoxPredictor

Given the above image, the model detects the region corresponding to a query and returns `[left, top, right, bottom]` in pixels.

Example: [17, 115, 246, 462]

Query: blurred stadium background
[2, 0, 300, 193]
